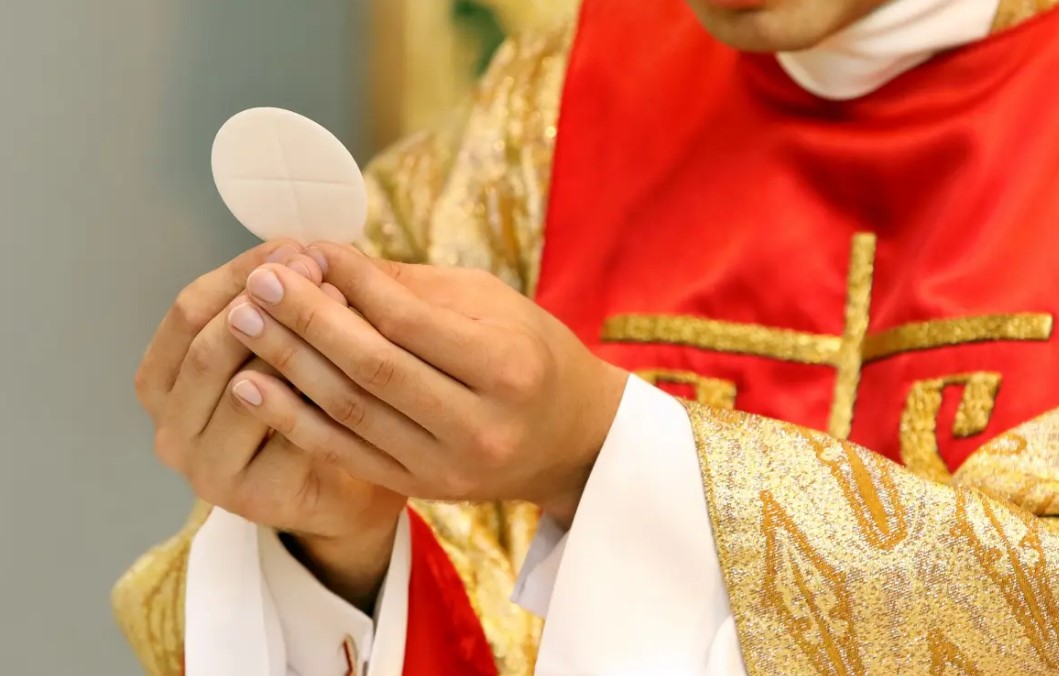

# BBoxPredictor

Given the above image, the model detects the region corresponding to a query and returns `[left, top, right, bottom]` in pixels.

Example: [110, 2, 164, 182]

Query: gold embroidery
[828, 234, 876, 440]
[952, 374, 1003, 438]
[806, 432, 908, 550]
[928, 631, 983, 676]
[636, 368, 737, 409]
[604, 233, 1048, 442]
[602, 314, 840, 365]
[862, 314, 1053, 362]
[952, 490, 1059, 667]
[762, 490, 865, 675]
[900, 373, 1002, 483]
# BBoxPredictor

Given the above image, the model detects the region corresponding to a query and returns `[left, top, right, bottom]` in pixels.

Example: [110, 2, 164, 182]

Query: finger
[303, 243, 493, 386]
[284, 253, 324, 286]
[136, 239, 301, 413]
[164, 294, 254, 436]
[320, 283, 347, 306]
[244, 264, 476, 433]
[187, 357, 277, 493]
[226, 300, 435, 465]
[227, 369, 412, 492]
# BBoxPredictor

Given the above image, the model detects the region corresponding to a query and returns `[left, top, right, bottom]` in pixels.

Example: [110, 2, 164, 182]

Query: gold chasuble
[116, 1, 1059, 673]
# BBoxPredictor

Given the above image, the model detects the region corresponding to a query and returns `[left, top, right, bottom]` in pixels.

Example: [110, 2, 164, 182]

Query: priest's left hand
[227, 243, 628, 527]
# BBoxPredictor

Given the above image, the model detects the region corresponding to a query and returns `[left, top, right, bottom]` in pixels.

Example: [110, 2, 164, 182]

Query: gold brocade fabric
[955, 408, 1059, 517]
[112, 502, 210, 676]
[114, 5, 1059, 676]
[687, 402, 1059, 674]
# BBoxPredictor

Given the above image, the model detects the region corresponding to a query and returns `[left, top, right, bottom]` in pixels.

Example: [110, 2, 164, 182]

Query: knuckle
[152, 427, 182, 469]
[293, 305, 321, 337]
[310, 440, 346, 469]
[173, 287, 210, 331]
[133, 366, 152, 405]
[265, 406, 297, 438]
[470, 425, 517, 465]
[182, 341, 214, 379]
[491, 355, 547, 399]
[439, 470, 477, 501]
[361, 349, 399, 390]
[375, 305, 410, 338]
[272, 343, 299, 373]
[329, 393, 368, 430]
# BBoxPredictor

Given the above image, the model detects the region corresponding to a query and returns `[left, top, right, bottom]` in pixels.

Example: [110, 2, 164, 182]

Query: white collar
[776, 0, 1000, 100]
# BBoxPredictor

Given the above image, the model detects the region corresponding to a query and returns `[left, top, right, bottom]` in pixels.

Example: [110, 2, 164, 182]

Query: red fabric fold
[402, 508, 497, 676]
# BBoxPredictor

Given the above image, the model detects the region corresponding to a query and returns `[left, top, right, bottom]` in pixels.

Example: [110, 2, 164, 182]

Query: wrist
[544, 364, 629, 530]
[283, 509, 403, 614]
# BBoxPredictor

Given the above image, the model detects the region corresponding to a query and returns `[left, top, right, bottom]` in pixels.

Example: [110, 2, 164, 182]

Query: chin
[684, 1, 863, 53]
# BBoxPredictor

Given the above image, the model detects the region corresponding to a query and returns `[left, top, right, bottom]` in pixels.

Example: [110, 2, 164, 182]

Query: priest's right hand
[134, 240, 407, 611]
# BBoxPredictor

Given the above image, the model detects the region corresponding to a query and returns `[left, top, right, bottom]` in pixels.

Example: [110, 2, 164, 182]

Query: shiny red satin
[536, 0, 1059, 471]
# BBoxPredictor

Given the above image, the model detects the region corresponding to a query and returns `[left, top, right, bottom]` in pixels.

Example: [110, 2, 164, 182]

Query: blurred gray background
[0, 2, 370, 673]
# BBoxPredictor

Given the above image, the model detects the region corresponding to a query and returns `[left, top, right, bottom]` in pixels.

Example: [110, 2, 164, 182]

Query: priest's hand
[228, 243, 629, 527]
[134, 241, 406, 609]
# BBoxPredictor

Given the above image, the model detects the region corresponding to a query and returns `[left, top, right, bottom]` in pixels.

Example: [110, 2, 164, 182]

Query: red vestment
[403, 2, 1059, 670]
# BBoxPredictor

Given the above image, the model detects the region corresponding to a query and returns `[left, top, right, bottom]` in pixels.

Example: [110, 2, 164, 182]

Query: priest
[116, 0, 1059, 673]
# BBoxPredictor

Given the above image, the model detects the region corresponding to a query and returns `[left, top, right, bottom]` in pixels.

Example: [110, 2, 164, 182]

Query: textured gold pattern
[809, 435, 907, 550]
[955, 409, 1059, 516]
[899, 373, 1002, 483]
[761, 491, 865, 673]
[636, 369, 737, 409]
[993, 0, 1059, 31]
[112, 501, 210, 676]
[928, 630, 983, 676]
[952, 490, 1059, 667]
[862, 314, 1053, 362]
[603, 314, 841, 365]
[827, 234, 876, 440]
[425, 25, 572, 296]
[687, 402, 1059, 675]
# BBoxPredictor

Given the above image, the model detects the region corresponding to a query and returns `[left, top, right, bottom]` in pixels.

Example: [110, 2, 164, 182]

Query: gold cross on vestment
[602, 234, 1053, 440]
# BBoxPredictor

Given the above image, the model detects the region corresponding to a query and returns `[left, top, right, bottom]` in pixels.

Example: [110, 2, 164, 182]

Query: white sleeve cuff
[526, 375, 744, 674]
[185, 508, 410, 676]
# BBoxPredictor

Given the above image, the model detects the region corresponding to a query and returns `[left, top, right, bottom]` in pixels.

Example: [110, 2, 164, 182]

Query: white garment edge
[515, 375, 745, 675]
[185, 508, 410, 676]
[776, 0, 1000, 100]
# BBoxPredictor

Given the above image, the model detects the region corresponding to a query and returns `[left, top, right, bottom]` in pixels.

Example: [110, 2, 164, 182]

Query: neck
[777, 0, 1057, 100]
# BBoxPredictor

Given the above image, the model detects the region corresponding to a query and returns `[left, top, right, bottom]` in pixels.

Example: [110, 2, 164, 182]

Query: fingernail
[287, 259, 313, 280]
[228, 303, 265, 337]
[267, 245, 300, 263]
[304, 247, 328, 274]
[232, 380, 263, 407]
[247, 269, 284, 304]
